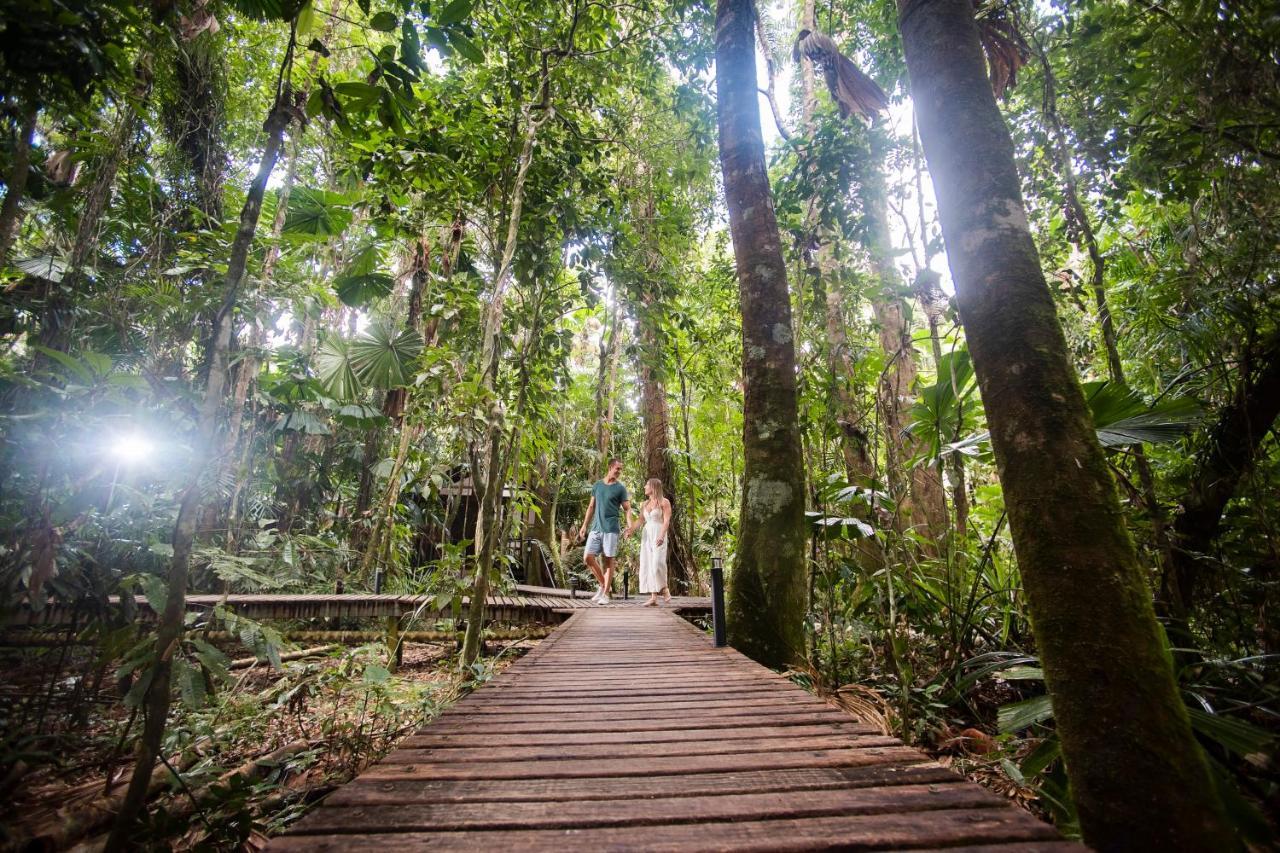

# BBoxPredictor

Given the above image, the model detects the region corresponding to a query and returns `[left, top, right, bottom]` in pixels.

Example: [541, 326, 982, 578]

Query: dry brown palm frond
[831, 683, 894, 734]
[793, 29, 890, 122]
[974, 0, 1031, 99]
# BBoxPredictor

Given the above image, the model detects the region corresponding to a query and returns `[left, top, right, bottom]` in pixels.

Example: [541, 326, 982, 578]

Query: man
[578, 458, 632, 604]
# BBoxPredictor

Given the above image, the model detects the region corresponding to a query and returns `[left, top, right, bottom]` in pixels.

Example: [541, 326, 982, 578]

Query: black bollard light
[374, 568, 385, 594]
[622, 568, 629, 600]
[710, 555, 727, 647]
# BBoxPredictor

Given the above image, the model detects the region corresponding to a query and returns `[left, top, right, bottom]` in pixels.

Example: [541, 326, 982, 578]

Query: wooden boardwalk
[16, 587, 711, 627]
[270, 609, 1077, 851]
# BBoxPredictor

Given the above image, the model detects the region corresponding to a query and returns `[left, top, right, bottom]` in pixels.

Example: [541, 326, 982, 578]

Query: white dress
[638, 504, 668, 594]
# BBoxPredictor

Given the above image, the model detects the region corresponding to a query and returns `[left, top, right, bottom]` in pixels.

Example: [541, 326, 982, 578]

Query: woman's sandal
[644, 597, 658, 607]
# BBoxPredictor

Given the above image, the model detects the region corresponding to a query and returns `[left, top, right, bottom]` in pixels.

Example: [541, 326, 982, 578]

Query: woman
[629, 477, 672, 606]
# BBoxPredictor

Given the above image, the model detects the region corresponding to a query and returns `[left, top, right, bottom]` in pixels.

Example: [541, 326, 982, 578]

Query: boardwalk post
[711, 556, 726, 647]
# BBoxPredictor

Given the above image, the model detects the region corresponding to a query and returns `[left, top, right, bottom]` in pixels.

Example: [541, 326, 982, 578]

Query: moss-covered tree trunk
[897, 0, 1232, 847]
[715, 0, 808, 669]
[637, 296, 694, 593]
[1167, 327, 1280, 616]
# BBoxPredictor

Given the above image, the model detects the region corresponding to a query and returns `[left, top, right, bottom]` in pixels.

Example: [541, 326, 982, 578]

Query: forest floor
[0, 637, 535, 851]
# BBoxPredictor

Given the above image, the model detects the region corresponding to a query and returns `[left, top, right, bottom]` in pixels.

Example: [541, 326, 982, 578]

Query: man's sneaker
[590, 589, 604, 603]
[598, 593, 611, 605]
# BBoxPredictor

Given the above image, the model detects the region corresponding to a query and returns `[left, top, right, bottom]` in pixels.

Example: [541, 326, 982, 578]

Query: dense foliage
[0, 0, 1275, 845]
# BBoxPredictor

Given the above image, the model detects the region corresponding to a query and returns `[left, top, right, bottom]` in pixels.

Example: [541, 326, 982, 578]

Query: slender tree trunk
[716, 0, 808, 668]
[594, 295, 620, 458]
[104, 77, 295, 850]
[911, 120, 969, 535]
[1033, 37, 1167, 570]
[637, 297, 694, 592]
[865, 145, 948, 546]
[797, 0, 873, 483]
[40, 67, 150, 355]
[897, 0, 1231, 847]
[0, 104, 38, 267]
[1167, 328, 1280, 616]
[462, 105, 549, 666]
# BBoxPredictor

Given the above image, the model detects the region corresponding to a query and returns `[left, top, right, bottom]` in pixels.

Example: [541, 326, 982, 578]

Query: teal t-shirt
[591, 480, 629, 534]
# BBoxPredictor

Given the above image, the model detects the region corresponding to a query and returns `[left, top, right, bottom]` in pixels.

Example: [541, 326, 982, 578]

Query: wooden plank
[268, 608, 1074, 852]
[400, 722, 881, 749]
[358, 746, 933, 781]
[272, 807, 1062, 851]
[292, 782, 1003, 833]
[384, 735, 902, 764]
[327, 764, 961, 806]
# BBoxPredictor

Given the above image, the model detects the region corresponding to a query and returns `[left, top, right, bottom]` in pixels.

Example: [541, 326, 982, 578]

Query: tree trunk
[40, 67, 149, 355]
[594, 295, 620, 459]
[104, 84, 294, 851]
[1032, 36, 1167, 568]
[637, 298, 694, 593]
[715, 0, 808, 669]
[897, 0, 1231, 847]
[866, 148, 948, 546]
[524, 453, 553, 586]
[462, 104, 549, 666]
[797, 0, 874, 485]
[0, 104, 38, 267]
[1167, 328, 1280, 616]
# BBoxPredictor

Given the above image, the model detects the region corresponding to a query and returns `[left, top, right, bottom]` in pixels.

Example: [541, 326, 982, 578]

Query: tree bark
[897, 0, 1231, 847]
[594, 294, 620, 459]
[716, 0, 808, 669]
[865, 148, 949, 546]
[462, 103, 549, 666]
[637, 297, 694, 593]
[797, 0, 874, 484]
[39, 66, 149, 355]
[0, 104, 38, 267]
[1167, 328, 1280, 616]
[104, 83, 294, 850]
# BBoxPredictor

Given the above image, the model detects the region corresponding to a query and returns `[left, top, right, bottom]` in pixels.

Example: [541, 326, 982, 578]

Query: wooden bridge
[268, 608, 1078, 851]
[14, 584, 712, 628]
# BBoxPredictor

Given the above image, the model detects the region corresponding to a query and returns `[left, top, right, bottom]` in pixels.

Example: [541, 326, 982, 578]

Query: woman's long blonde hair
[645, 477, 664, 507]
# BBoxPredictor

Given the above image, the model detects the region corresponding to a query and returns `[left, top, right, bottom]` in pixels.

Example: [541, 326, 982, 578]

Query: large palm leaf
[315, 320, 423, 400]
[946, 380, 1205, 455]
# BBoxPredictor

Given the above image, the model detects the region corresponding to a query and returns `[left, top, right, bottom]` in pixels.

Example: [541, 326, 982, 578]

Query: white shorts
[585, 530, 620, 558]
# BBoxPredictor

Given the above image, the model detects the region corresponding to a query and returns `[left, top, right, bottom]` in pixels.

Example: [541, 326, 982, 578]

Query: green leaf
[369, 11, 397, 31]
[283, 188, 353, 238]
[1084, 381, 1205, 446]
[446, 30, 484, 63]
[436, 0, 473, 25]
[295, 0, 315, 34]
[15, 255, 68, 282]
[333, 81, 383, 109]
[335, 274, 396, 307]
[190, 637, 230, 683]
[31, 346, 93, 383]
[138, 573, 169, 618]
[997, 694, 1055, 733]
[314, 335, 360, 400]
[1186, 706, 1275, 757]
[349, 320, 424, 389]
[363, 664, 391, 684]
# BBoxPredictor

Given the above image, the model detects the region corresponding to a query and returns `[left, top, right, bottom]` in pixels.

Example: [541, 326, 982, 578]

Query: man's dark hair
[608, 457, 622, 467]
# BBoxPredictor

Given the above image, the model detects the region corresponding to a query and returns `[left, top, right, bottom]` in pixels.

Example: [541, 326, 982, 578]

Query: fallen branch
[229, 645, 337, 670]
